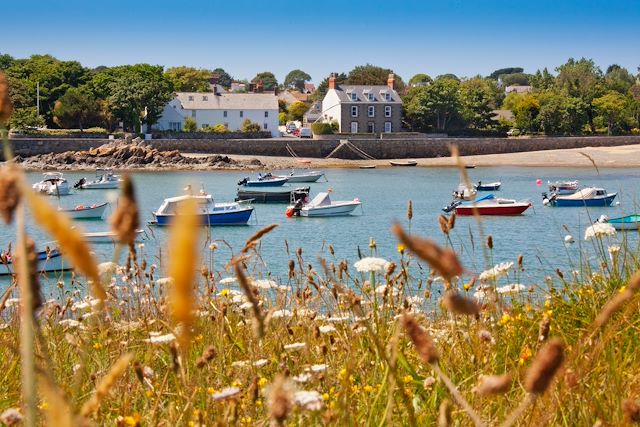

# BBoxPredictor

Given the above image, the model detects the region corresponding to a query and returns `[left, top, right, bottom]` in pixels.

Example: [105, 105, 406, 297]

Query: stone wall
[6, 135, 640, 160]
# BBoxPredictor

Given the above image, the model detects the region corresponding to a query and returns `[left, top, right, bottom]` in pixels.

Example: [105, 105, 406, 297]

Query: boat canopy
[461, 194, 495, 205]
[156, 194, 213, 215]
[308, 192, 331, 207]
[559, 187, 604, 200]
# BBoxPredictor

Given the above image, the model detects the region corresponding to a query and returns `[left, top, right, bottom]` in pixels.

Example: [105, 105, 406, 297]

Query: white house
[156, 91, 279, 136]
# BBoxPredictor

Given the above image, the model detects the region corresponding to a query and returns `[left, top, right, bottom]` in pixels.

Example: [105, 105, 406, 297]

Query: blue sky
[2, 0, 639, 83]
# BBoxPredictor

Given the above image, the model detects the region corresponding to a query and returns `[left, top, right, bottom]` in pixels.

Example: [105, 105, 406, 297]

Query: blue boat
[0, 248, 69, 276]
[543, 187, 616, 207]
[151, 194, 254, 226]
[599, 214, 640, 231]
[238, 174, 288, 187]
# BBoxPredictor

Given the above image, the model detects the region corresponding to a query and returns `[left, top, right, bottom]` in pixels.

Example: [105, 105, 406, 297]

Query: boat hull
[243, 178, 288, 187]
[83, 229, 145, 243]
[153, 207, 254, 226]
[301, 202, 361, 217]
[284, 172, 324, 183]
[81, 181, 119, 189]
[550, 194, 616, 207]
[455, 203, 531, 216]
[389, 161, 417, 167]
[475, 183, 501, 191]
[0, 250, 69, 276]
[61, 202, 108, 219]
[606, 215, 640, 231]
[236, 188, 309, 203]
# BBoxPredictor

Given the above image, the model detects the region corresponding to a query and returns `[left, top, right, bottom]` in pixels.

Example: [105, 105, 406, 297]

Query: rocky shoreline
[13, 138, 265, 171]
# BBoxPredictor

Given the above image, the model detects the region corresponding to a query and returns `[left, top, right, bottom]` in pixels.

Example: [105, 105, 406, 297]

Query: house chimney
[210, 74, 219, 95]
[256, 80, 264, 93]
[328, 73, 337, 90]
[387, 73, 395, 90]
[249, 82, 256, 92]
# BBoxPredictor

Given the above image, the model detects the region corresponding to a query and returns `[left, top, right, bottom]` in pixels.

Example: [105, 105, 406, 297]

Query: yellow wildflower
[124, 414, 140, 426]
[499, 313, 511, 326]
[322, 393, 330, 401]
[351, 384, 359, 394]
[93, 342, 103, 350]
[258, 377, 268, 387]
[220, 288, 230, 297]
[38, 401, 49, 410]
[463, 283, 471, 291]
[402, 375, 413, 384]
[145, 390, 153, 398]
[363, 385, 374, 393]
[338, 368, 347, 380]
[256, 399, 263, 407]
[207, 387, 215, 395]
[397, 244, 406, 254]
[348, 374, 356, 384]
[619, 286, 627, 294]
[518, 345, 533, 366]
[194, 334, 203, 343]
[232, 380, 242, 387]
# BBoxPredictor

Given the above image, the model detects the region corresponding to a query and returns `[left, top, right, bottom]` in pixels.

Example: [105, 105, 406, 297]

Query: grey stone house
[321, 73, 402, 133]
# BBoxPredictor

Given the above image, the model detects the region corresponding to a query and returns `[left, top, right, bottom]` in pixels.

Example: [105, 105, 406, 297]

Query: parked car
[286, 123, 297, 134]
[299, 128, 312, 138]
[292, 128, 300, 137]
[507, 128, 520, 136]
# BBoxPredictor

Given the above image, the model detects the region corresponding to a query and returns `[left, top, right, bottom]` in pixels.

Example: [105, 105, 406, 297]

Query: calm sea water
[4, 167, 640, 293]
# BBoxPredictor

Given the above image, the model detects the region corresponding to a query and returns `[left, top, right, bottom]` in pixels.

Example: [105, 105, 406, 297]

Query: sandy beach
[185, 143, 640, 170]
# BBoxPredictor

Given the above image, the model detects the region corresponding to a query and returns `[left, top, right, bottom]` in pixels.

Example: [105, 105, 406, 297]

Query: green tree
[105, 64, 174, 131]
[288, 101, 309, 121]
[593, 91, 628, 134]
[241, 119, 261, 132]
[212, 68, 233, 88]
[278, 99, 288, 113]
[513, 94, 540, 133]
[252, 72, 278, 91]
[183, 117, 197, 132]
[9, 107, 45, 130]
[500, 73, 531, 86]
[537, 91, 587, 135]
[52, 87, 101, 130]
[403, 77, 461, 132]
[530, 68, 555, 91]
[346, 64, 405, 92]
[459, 78, 496, 129]
[0, 53, 14, 70]
[629, 84, 640, 128]
[278, 112, 287, 125]
[556, 57, 605, 132]
[165, 66, 211, 92]
[489, 67, 524, 80]
[604, 64, 635, 94]
[436, 74, 460, 82]
[408, 73, 432, 87]
[284, 69, 312, 91]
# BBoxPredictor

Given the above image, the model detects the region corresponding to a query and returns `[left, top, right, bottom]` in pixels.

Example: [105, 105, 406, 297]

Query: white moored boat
[286, 192, 361, 217]
[75, 168, 121, 190]
[59, 202, 108, 220]
[277, 170, 326, 183]
[82, 229, 146, 244]
[32, 172, 71, 196]
[0, 248, 69, 276]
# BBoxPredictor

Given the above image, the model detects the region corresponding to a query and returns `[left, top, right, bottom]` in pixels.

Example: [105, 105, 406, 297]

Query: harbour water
[4, 166, 640, 292]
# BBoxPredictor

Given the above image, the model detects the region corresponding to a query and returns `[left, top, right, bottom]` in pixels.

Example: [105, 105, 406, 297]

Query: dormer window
[188, 95, 194, 101]
[350, 92, 357, 101]
[367, 92, 374, 101]
[385, 92, 392, 101]
[202, 95, 208, 101]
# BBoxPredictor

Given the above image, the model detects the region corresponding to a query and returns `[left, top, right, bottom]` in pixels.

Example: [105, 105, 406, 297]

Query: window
[223, 111, 228, 118]
[240, 111, 244, 118]
[263, 122, 268, 130]
[191, 110, 196, 118]
[188, 95, 194, 101]
[384, 122, 392, 133]
[350, 122, 358, 133]
[202, 123, 209, 128]
[202, 96, 208, 101]
[367, 92, 374, 101]
[350, 92, 357, 101]
[367, 122, 375, 133]
[169, 122, 182, 131]
[384, 106, 392, 117]
[351, 106, 358, 117]
[264, 111, 269, 118]
[385, 92, 392, 101]
[368, 106, 375, 117]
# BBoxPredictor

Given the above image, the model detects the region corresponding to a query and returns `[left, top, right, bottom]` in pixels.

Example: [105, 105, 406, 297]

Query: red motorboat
[447, 194, 531, 216]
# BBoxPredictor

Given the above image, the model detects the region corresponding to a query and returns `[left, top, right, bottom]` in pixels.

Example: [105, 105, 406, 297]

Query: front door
[350, 121, 358, 133]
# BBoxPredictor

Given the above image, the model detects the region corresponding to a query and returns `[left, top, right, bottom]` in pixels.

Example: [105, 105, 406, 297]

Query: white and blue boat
[0, 248, 69, 276]
[598, 214, 640, 231]
[543, 187, 616, 207]
[238, 174, 288, 187]
[151, 194, 253, 226]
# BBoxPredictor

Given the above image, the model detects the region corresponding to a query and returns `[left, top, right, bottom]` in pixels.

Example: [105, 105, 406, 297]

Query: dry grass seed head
[438, 398, 452, 427]
[167, 197, 199, 349]
[623, 399, 640, 423]
[110, 175, 140, 246]
[474, 374, 512, 395]
[392, 224, 463, 281]
[407, 199, 413, 221]
[592, 271, 640, 331]
[243, 223, 278, 253]
[438, 215, 449, 235]
[267, 375, 293, 426]
[538, 315, 551, 342]
[524, 338, 564, 394]
[0, 71, 12, 126]
[21, 237, 42, 312]
[0, 165, 20, 224]
[486, 235, 493, 249]
[80, 353, 133, 417]
[196, 346, 216, 368]
[441, 291, 480, 316]
[447, 213, 456, 231]
[402, 313, 439, 364]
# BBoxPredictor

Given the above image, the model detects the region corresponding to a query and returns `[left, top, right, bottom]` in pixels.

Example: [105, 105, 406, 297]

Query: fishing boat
[59, 202, 108, 220]
[389, 160, 417, 167]
[597, 214, 640, 231]
[276, 170, 325, 183]
[474, 181, 501, 191]
[548, 180, 579, 195]
[285, 192, 361, 217]
[82, 229, 146, 244]
[151, 193, 253, 226]
[0, 248, 69, 276]
[32, 172, 71, 196]
[359, 165, 376, 169]
[542, 187, 616, 207]
[453, 184, 477, 201]
[237, 173, 288, 187]
[444, 194, 531, 216]
[74, 168, 121, 190]
[236, 187, 310, 203]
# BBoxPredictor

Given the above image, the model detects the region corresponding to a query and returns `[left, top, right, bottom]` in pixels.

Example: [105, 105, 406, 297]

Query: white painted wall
[322, 89, 343, 131]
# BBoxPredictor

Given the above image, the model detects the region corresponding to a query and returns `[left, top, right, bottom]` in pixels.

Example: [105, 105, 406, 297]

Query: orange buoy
[285, 207, 294, 218]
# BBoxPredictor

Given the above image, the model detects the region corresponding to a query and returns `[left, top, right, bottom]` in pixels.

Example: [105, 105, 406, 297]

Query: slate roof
[175, 92, 278, 110]
[333, 85, 402, 103]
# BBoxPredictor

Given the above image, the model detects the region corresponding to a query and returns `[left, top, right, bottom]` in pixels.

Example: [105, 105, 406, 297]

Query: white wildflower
[318, 325, 336, 334]
[71, 301, 90, 311]
[232, 360, 248, 368]
[405, 295, 424, 306]
[284, 342, 306, 351]
[211, 387, 241, 400]
[292, 373, 312, 383]
[608, 245, 621, 255]
[5, 298, 20, 307]
[293, 308, 315, 317]
[496, 283, 526, 294]
[584, 222, 616, 240]
[156, 277, 174, 287]
[143, 366, 155, 379]
[144, 333, 176, 344]
[219, 277, 237, 285]
[0, 408, 23, 426]
[293, 390, 323, 411]
[253, 359, 269, 367]
[59, 319, 81, 328]
[423, 377, 437, 389]
[353, 257, 390, 273]
[98, 262, 118, 276]
[308, 364, 327, 373]
[239, 302, 254, 310]
[271, 309, 293, 319]
[564, 235, 574, 244]
[479, 262, 514, 281]
[72, 364, 82, 374]
[326, 315, 350, 323]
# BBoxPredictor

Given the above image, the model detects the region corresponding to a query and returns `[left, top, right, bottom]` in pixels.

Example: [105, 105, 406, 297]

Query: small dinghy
[59, 202, 108, 220]
[152, 192, 253, 226]
[238, 173, 288, 187]
[453, 184, 477, 201]
[285, 191, 361, 217]
[32, 172, 71, 196]
[75, 168, 121, 190]
[82, 229, 146, 244]
[389, 160, 417, 167]
[444, 194, 531, 216]
[0, 248, 69, 276]
[236, 187, 310, 203]
[474, 181, 501, 191]
[597, 214, 640, 231]
[277, 170, 325, 183]
[543, 187, 616, 207]
[548, 180, 579, 195]
[359, 165, 376, 169]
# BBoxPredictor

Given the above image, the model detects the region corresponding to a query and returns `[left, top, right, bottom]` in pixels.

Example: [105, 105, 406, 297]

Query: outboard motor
[292, 198, 304, 216]
[237, 177, 248, 186]
[74, 177, 86, 189]
[442, 200, 461, 213]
